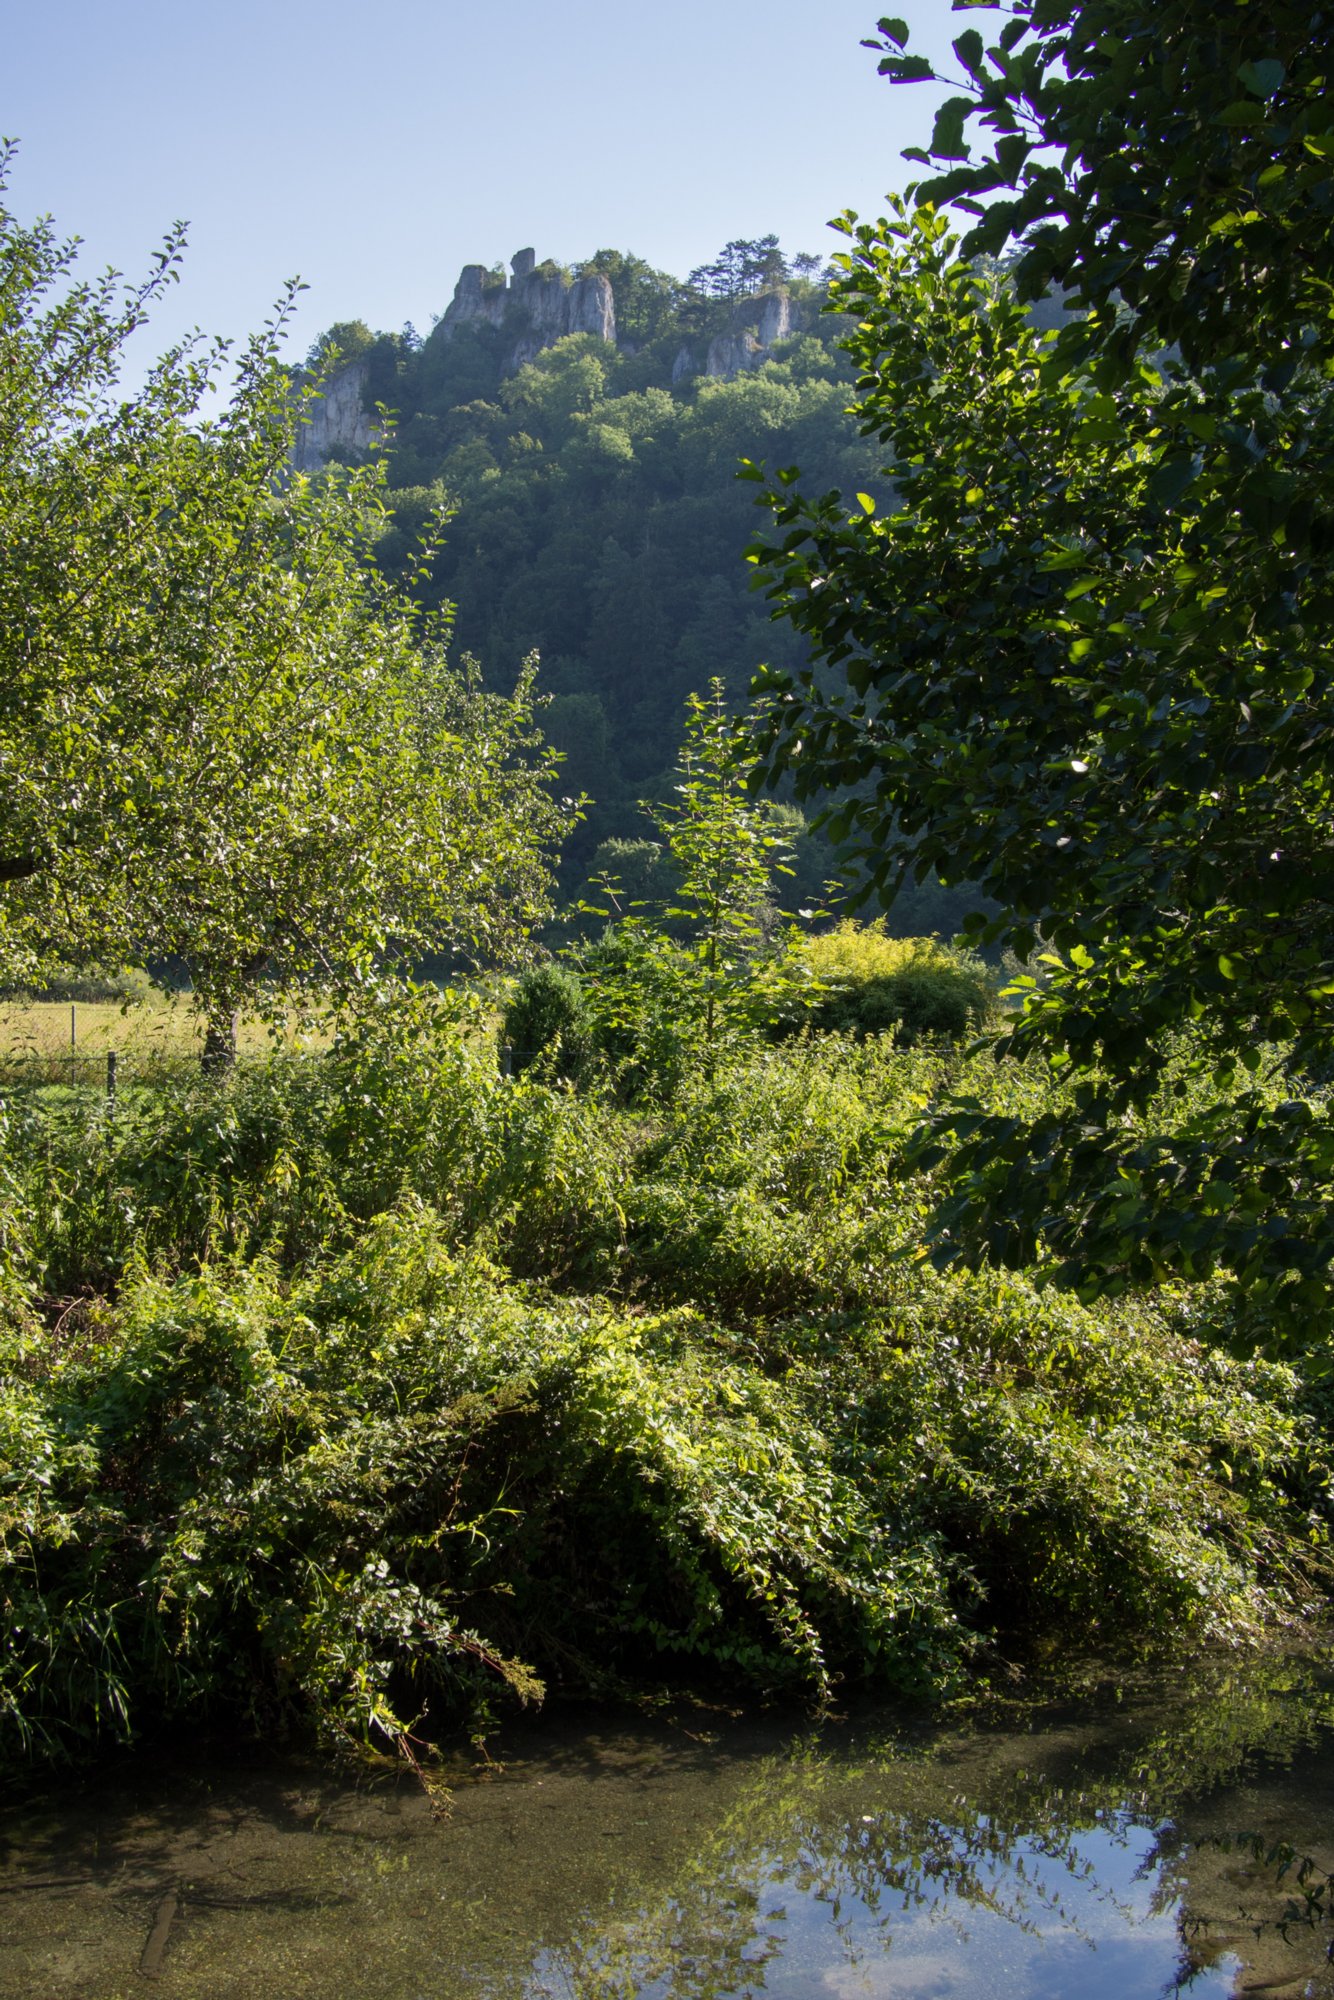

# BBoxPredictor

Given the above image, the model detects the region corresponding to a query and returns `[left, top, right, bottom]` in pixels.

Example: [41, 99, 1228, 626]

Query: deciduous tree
[0, 148, 569, 1056]
[746, 6, 1334, 1323]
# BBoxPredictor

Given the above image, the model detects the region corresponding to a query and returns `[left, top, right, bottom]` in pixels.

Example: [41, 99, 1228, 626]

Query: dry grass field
[0, 995, 325, 1060]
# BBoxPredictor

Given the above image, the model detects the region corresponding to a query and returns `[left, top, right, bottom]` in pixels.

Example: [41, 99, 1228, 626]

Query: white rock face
[754, 290, 795, 349]
[705, 328, 760, 378]
[568, 272, 616, 343]
[290, 360, 380, 473]
[440, 263, 510, 334]
[441, 249, 616, 368]
[676, 288, 802, 384]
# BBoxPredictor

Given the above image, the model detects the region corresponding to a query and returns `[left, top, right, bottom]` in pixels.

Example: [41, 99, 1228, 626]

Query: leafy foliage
[867, 0, 1332, 373]
[573, 684, 817, 1094]
[653, 681, 802, 1059]
[782, 922, 999, 1045]
[747, 17, 1334, 1319]
[3, 1018, 1330, 1764]
[501, 963, 594, 1082]
[0, 154, 568, 1048]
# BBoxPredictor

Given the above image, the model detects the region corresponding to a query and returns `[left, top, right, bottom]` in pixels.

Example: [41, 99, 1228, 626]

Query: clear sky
[5, 0, 961, 371]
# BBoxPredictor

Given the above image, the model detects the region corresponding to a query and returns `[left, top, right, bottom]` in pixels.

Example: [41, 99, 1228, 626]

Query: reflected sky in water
[528, 1824, 1240, 1992]
[522, 1797, 1241, 2000]
[2, 1645, 1331, 1999]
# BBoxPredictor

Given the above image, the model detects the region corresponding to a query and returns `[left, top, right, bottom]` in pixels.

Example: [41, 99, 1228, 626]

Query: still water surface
[2, 1644, 1332, 1999]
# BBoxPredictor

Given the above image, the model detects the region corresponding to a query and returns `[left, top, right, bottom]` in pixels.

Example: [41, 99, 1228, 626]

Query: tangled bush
[784, 921, 999, 1044]
[3, 1199, 1327, 1766]
[0, 1208, 961, 1761]
[2, 1001, 1331, 1771]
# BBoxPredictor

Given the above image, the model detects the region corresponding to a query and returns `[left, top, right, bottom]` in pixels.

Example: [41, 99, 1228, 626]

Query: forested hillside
[298, 244, 977, 929]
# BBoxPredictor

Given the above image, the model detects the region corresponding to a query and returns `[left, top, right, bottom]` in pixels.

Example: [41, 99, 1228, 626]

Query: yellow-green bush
[784, 921, 999, 1045]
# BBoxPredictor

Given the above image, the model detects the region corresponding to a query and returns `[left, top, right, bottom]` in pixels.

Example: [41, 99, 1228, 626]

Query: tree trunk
[201, 1010, 237, 1074]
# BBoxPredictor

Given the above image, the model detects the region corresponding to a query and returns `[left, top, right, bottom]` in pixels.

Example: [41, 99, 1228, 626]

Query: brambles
[2, 1011, 1329, 1765]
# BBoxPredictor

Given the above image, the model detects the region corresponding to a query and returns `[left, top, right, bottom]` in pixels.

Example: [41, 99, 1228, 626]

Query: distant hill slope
[295, 241, 987, 934]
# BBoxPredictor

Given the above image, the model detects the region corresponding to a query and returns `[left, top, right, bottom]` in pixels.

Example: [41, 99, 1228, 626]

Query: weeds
[0, 1007, 1330, 1766]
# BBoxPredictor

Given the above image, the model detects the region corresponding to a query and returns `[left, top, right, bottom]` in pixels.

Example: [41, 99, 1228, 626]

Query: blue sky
[6, 0, 962, 371]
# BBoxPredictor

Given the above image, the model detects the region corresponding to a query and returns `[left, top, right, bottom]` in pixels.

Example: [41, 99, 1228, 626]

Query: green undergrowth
[1, 1007, 1331, 1767]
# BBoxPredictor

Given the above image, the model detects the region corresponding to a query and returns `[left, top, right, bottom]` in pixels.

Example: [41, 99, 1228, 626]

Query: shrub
[786, 922, 998, 1045]
[778, 1274, 1334, 1646]
[4, 1201, 1327, 1766]
[501, 963, 594, 1083]
[574, 923, 703, 1102]
[0, 1210, 964, 1761]
[4, 996, 626, 1299]
[3, 1000, 1331, 1771]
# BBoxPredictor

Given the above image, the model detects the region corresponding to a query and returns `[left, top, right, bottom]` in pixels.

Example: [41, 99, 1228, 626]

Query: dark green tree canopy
[868, 0, 1333, 373]
[746, 7, 1334, 1322]
[309, 242, 875, 895]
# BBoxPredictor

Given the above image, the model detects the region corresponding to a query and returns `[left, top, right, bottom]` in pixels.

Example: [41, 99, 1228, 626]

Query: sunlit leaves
[745, 182, 1334, 1322]
[0, 152, 569, 1039]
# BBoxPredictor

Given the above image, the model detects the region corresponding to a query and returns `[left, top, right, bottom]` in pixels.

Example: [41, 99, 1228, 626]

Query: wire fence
[0, 1050, 280, 1102]
[0, 1043, 533, 1101]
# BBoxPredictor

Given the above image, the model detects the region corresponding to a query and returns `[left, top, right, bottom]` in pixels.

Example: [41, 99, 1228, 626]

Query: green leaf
[1215, 101, 1265, 127]
[953, 28, 986, 77]
[1237, 58, 1286, 99]
[1147, 452, 1203, 509]
[882, 53, 936, 84]
[928, 97, 973, 160]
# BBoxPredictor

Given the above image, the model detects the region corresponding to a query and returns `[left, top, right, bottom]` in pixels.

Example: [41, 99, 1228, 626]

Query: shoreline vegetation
[4, 0, 1333, 1807]
[3, 980, 1331, 1775]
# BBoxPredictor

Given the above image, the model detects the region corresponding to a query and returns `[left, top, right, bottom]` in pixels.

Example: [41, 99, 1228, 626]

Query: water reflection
[1, 1644, 1331, 1999]
[527, 1806, 1229, 1999]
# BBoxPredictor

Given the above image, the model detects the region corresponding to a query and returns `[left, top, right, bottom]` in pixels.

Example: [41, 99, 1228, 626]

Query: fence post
[106, 1049, 117, 1109]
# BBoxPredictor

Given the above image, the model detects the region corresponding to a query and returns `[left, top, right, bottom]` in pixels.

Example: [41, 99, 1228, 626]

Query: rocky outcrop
[440, 248, 615, 369]
[293, 248, 619, 470]
[290, 360, 380, 472]
[674, 287, 801, 384]
[291, 254, 801, 472]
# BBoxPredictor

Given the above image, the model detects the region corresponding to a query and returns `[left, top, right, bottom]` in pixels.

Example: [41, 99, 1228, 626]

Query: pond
[2, 1640, 1332, 1999]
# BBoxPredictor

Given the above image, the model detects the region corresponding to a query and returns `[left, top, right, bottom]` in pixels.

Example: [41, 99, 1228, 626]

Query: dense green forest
[297, 245, 982, 930]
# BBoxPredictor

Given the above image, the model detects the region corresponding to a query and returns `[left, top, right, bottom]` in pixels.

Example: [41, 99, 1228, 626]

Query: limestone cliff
[294, 249, 618, 471]
[673, 286, 801, 383]
[291, 249, 799, 473]
[290, 360, 381, 472]
[440, 248, 616, 368]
